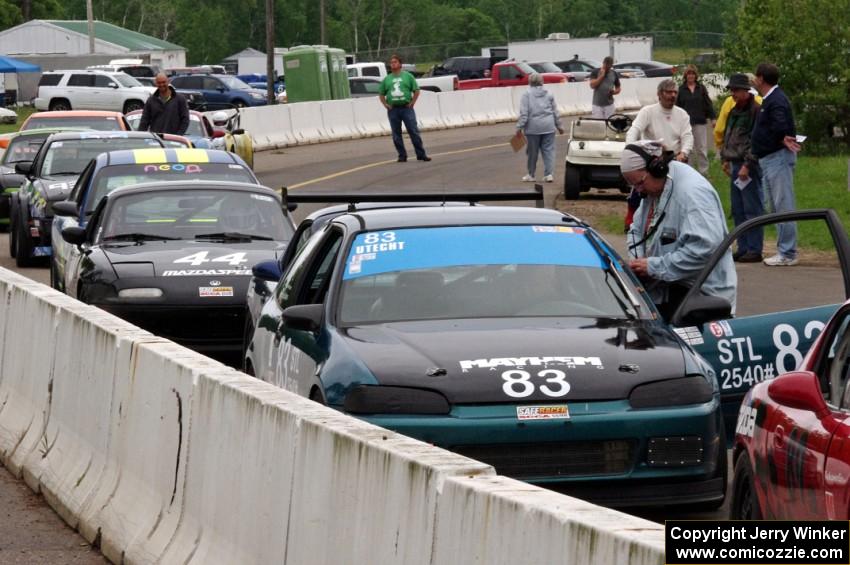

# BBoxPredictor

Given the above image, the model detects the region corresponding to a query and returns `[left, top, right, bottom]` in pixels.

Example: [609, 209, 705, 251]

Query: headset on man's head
[624, 144, 669, 178]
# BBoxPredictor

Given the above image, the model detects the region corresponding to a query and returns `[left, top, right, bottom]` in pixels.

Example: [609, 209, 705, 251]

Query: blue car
[169, 74, 267, 108]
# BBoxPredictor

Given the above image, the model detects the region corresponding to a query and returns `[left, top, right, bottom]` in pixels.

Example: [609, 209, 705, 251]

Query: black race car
[60, 180, 294, 363]
[9, 131, 167, 266]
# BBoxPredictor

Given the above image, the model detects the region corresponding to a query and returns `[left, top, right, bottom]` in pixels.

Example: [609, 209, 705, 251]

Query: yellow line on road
[287, 141, 509, 190]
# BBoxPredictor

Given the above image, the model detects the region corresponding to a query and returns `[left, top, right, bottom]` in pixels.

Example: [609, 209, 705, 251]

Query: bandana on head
[620, 140, 664, 173]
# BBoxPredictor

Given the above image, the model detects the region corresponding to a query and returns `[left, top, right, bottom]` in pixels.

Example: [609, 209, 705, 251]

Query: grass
[596, 151, 850, 251]
[0, 106, 36, 134]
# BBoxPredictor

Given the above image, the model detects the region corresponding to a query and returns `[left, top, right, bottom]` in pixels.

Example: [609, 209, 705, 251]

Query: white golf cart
[563, 113, 633, 200]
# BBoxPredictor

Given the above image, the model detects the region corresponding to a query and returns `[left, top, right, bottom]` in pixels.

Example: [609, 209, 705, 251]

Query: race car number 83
[502, 370, 571, 398]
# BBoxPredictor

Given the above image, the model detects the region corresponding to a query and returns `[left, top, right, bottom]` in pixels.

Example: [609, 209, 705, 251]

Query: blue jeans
[730, 161, 764, 255]
[759, 148, 797, 259]
[525, 132, 555, 177]
[388, 106, 426, 160]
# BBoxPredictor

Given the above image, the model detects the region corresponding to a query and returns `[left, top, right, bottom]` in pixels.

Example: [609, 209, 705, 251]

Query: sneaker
[542, 174, 554, 182]
[521, 174, 535, 182]
[763, 253, 798, 266]
[417, 155, 432, 162]
[733, 249, 746, 262]
[397, 157, 407, 162]
[737, 252, 763, 263]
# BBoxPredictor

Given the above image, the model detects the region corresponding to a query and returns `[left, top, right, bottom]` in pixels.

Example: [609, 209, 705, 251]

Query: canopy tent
[0, 56, 40, 73]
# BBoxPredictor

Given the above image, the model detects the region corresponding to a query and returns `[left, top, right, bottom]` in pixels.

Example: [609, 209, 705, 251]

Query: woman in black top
[677, 65, 716, 176]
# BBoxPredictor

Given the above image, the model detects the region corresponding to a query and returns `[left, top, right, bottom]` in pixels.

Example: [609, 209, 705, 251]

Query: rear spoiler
[279, 184, 544, 212]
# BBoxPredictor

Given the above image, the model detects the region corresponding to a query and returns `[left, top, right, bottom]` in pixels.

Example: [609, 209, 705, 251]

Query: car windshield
[41, 136, 162, 177]
[219, 76, 251, 90]
[338, 225, 643, 324]
[515, 62, 536, 75]
[114, 73, 141, 88]
[85, 161, 256, 213]
[2, 134, 49, 165]
[127, 113, 205, 137]
[99, 188, 291, 242]
[22, 116, 123, 132]
[530, 62, 562, 73]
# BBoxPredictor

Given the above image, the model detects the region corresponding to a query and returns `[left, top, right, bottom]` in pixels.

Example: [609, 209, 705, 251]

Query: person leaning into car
[378, 54, 430, 163]
[621, 140, 736, 322]
[138, 73, 189, 136]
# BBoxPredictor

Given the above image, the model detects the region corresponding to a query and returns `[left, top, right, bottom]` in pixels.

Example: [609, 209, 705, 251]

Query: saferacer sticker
[199, 286, 234, 297]
[517, 405, 570, 420]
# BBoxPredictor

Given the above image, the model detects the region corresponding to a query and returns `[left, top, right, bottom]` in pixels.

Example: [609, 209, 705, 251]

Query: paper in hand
[510, 133, 526, 152]
[734, 176, 752, 191]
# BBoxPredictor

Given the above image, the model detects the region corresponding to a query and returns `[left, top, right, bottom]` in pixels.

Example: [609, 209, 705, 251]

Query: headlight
[249, 92, 264, 100]
[628, 376, 713, 409]
[117, 288, 163, 299]
[343, 385, 450, 415]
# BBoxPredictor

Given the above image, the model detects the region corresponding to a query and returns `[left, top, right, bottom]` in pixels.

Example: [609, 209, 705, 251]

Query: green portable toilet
[324, 47, 351, 99]
[282, 45, 332, 103]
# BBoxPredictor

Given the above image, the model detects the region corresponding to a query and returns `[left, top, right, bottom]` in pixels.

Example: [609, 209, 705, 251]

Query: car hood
[340, 317, 687, 404]
[102, 239, 286, 277]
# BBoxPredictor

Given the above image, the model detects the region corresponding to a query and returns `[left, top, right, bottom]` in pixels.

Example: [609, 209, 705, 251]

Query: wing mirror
[767, 371, 829, 417]
[251, 260, 282, 283]
[281, 303, 323, 333]
[670, 293, 732, 327]
[14, 161, 33, 176]
[61, 226, 87, 246]
[53, 200, 79, 217]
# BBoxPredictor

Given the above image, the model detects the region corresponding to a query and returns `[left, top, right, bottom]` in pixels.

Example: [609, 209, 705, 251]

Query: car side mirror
[670, 293, 732, 327]
[768, 371, 829, 417]
[61, 226, 87, 246]
[281, 303, 323, 333]
[14, 161, 32, 176]
[251, 260, 282, 283]
[212, 129, 225, 138]
[217, 87, 226, 93]
[53, 200, 79, 217]
[109, 83, 119, 89]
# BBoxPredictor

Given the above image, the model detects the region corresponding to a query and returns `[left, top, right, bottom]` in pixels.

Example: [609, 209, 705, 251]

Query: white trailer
[497, 35, 652, 64]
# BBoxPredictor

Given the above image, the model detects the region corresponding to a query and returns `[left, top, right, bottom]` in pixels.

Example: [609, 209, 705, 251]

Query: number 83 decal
[502, 369, 571, 398]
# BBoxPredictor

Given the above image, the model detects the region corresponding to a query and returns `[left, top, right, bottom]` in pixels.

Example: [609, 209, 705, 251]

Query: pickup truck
[346, 63, 458, 92]
[458, 61, 574, 90]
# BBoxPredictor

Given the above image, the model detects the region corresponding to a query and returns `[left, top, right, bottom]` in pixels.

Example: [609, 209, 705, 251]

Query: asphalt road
[0, 118, 845, 552]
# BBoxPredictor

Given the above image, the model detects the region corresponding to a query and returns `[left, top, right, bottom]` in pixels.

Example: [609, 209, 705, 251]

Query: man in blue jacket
[751, 62, 801, 266]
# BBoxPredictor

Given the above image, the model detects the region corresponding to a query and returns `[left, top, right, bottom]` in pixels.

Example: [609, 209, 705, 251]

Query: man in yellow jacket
[713, 74, 762, 150]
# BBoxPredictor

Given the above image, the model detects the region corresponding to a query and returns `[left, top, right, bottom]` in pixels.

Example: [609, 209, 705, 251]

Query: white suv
[34, 70, 151, 113]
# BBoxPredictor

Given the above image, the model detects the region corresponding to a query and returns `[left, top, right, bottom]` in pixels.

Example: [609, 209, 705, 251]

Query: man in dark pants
[138, 73, 189, 136]
[378, 54, 430, 163]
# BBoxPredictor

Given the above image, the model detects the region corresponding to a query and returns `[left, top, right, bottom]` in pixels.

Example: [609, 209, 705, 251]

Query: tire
[123, 99, 145, 113]
[15, 211, 33, 268]
[309, 387, 326, 405]
[8, 196, 17, 258]
[233, 99, 247, 108]
[48, 98, 71, 111]
[731, 454, 763, 519]
[564, 164, 582, 200]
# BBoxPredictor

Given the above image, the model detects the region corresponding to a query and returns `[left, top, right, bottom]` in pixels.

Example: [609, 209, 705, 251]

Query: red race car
[732, 298, 850, 519]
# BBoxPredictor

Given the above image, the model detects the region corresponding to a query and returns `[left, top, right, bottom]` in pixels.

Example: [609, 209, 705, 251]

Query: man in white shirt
[624, 79, 694, 229]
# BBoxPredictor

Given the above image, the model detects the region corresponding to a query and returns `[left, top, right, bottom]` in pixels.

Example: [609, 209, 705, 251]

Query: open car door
[670, 209, 850, 440]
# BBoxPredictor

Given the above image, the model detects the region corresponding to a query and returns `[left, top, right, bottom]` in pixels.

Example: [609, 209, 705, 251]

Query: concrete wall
[0, 266, 666, 564]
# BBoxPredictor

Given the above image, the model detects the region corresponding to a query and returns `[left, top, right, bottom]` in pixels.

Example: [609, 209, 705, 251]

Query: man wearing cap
[622, 140, 736, 321]
[720, 73, 764, 263]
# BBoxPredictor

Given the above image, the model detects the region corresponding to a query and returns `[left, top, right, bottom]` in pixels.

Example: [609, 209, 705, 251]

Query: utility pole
[266, 0, 275, 104]
[86, 0, 95, 54]
[320, 0, 326, 44]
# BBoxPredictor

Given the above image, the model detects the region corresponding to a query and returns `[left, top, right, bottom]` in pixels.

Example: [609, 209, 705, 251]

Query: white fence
[0, 267, 665, 564]
[242, 78, 665, 151]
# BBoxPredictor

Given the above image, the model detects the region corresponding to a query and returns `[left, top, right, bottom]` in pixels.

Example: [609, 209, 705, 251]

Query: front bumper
[357, 397, 725, 507]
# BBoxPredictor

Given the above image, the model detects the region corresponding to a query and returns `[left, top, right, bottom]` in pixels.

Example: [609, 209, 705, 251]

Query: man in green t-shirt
[378, 54, 431, 162]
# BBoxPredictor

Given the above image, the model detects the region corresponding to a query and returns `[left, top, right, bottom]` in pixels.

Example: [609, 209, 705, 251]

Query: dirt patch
[552, 189, 628, 235]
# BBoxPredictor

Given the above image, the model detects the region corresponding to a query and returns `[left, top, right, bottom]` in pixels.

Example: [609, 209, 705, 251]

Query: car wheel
[309, 387, 326, 405]
[564, 164, 582, 200]
[48, 98, 71, 111]
[15, 213, 33, 268]
[123, 100, 145, 113]
[731, 454, 763, 519]
[233, 100, 247, 108]
[8, 197, 17, 258]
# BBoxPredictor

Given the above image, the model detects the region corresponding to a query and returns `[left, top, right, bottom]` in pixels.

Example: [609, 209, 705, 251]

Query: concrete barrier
[0, 266, 668, 565]
[416, 91, 446, 130]
[434, 475, 665, 565]
[288, 100, 328, 144]
[352, 97, 391, 137]
[438, 90, 472, 128]
[320, 99, 358, 141]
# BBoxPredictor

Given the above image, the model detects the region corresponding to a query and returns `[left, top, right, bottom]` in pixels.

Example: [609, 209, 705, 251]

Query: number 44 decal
[173, 251, 247, 266]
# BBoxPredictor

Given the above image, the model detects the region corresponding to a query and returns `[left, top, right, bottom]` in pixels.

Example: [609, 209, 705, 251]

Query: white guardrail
[0, 266, 666, 563]
[240, 78, 665, 152]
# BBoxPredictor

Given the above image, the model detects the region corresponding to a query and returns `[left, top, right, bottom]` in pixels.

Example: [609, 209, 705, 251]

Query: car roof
[6, 127, 93, 139]
[304, 201, 477, 222]
[96, 147, 241, 166]
[125, 109, 205, 119]
[44, 131, 160, 143]
[28, 111, 127, 119]
[615, 60, 671, 67]
[333, 205, 574, 231]
[104, 180, 278, 200]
